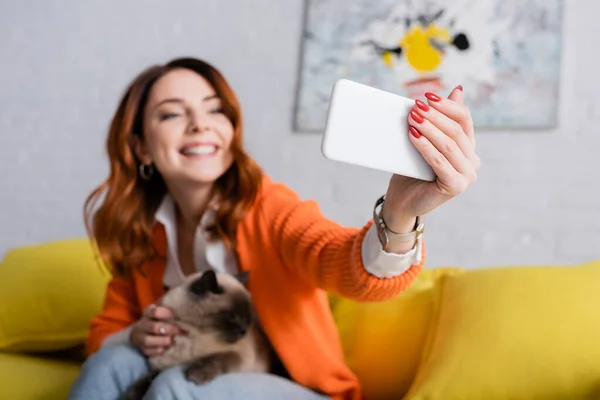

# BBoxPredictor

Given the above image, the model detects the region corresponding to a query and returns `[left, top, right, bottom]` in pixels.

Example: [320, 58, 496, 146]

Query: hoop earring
[139, 163, 154, 180]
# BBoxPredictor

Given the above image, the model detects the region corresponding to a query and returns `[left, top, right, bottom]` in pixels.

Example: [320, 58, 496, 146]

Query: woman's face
[135, 68, 235, 185]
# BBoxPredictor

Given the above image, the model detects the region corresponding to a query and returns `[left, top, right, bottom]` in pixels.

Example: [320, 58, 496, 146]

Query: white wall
[0, 0, 598, 268]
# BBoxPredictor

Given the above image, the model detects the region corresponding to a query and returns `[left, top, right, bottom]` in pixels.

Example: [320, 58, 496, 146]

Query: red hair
[84, 58, 263, 277]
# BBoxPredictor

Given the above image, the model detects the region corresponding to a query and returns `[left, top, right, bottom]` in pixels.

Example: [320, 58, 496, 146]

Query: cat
[123, 270, 273, 400]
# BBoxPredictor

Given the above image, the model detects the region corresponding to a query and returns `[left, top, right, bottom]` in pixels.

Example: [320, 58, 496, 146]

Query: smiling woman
[68, 56, 479, 400]
[85, 59, 262, 277]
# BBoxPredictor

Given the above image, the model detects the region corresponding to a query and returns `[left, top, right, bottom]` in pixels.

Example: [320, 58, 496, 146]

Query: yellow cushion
[331, 267, 463, 400]
[0, 238, 110, 352]
[0, 352, 81, 399]
[405, 260, 600, 400]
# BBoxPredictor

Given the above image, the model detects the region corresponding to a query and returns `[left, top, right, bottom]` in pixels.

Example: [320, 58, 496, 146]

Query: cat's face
[159, 270, 254, 343]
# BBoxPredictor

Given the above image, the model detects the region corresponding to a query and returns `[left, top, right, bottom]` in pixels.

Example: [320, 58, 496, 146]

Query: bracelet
[373, 195, 424, 251]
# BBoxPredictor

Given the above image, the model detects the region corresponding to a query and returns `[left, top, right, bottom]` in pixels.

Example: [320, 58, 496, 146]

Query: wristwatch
[373, 195, 424, 251]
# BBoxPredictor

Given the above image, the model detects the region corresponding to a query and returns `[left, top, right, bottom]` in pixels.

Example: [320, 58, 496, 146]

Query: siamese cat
[124, 270, 273, 400]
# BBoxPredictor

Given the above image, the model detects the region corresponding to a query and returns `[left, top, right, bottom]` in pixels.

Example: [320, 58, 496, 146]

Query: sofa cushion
[0, 352, 81, 399]
[404, 260, 600, 400]
[330, 267, 463, 400]
[0, 238, 110, 352]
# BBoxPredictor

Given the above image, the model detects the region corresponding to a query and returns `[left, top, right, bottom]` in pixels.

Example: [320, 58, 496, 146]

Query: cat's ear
[190, 270, 223, 296]
[235, 271, 249, 285]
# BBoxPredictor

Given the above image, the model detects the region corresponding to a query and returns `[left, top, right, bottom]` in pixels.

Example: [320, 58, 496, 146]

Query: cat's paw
[123, 370, 159, 400]
[184, 351, 241, 385]
[184, 363, 220, 385]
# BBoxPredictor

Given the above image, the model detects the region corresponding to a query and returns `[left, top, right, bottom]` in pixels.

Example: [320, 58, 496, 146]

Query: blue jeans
[67, 344, 330, 400]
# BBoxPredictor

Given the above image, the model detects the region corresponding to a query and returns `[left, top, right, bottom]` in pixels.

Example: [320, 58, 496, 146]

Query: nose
[229, 313, 251, 338]
[187, 112, 211, 134]
[235, 324, 247, 337]
[189, 122, 208, 134]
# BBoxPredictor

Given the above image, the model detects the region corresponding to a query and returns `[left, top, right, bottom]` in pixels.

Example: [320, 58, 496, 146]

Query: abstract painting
[294, 0, 564, 131]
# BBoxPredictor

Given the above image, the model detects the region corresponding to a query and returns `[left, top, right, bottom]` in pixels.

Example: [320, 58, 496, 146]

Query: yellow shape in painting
[397, 24, 451, 73]
[382, 51, 394, 67]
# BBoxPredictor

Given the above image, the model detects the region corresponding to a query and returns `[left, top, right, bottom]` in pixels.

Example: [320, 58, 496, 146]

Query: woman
[67, 57, 479, 400]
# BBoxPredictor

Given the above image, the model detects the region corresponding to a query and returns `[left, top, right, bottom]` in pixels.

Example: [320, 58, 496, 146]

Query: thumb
[154, 305, 177, 320]
[448, 85, 464, 105]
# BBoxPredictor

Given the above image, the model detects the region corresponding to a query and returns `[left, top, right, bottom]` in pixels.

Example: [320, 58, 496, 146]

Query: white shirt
[102, 194, 422, 347]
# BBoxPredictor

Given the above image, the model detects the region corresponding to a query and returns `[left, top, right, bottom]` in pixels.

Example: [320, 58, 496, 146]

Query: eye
[210, 107, 224, 114]
[159, 112, 181, 121]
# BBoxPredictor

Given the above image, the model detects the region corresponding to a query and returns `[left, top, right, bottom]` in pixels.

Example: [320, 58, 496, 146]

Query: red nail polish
[456, 85, 463, 91]
[410, 110, 424, 124]
[415, 99, 430, 112]
[425, 92, 441, 102]
[409, 126, 421, 138]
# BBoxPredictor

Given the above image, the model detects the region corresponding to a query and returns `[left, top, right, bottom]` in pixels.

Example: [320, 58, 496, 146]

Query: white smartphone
[321, 79, 436, 182]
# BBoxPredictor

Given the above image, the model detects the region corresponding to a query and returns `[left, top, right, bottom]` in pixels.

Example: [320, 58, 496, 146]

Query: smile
[180, 144, 219, 157]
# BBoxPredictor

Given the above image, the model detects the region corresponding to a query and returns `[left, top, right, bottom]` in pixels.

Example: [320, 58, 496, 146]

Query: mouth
[180, 143, 220, 157]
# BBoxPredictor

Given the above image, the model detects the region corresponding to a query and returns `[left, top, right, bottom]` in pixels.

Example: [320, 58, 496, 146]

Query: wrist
[382, 209, 417, 234]
[373, 195, 424, 253]
[381, 202, 417, 234]
[381, 210, 418, 253]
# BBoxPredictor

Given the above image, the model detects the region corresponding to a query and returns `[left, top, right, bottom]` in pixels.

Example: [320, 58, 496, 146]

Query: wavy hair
[84, 58, 263, 277]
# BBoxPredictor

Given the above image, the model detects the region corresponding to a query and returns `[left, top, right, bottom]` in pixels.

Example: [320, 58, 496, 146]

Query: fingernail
[455, 85, 463, 92]
[409, 126, 421, 138]
[415, 99, 430, 112]
[425, 92, 441, 102]
[410, 110, 424, 124]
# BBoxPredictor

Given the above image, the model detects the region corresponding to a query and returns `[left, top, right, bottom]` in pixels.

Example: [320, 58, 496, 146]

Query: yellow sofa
[1, 238, 600, 400]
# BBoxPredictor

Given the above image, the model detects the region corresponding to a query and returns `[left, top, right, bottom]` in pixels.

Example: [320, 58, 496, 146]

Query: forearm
[100, 325, 133, 348]
[86, 277, 141, 355]
[271, 199, 423, 301]
[262, 183, 424, 301]
[322, 223, 424, 301]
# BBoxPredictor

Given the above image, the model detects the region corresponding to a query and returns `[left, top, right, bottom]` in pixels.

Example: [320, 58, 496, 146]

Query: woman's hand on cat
[130, 304, 187, 357]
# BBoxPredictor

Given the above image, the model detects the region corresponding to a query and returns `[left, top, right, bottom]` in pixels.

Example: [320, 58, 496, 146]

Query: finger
[147, 320, 187, 336]
[413, 100, 476, 164]
[446, 87, 475, 149]
[408, 110, 474, 178]
[139, 319, 181, 336]
[147, 305, 177, 321]
[424, 90, 475, 147]
[151, 321, 181, 336]
[140, 333, 173, 349]
[447, 85, 464, 105]
[407, 125, 463, 188]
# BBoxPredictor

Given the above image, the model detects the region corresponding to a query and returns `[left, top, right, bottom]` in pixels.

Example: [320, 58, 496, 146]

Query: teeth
[182, 145, 216, 155]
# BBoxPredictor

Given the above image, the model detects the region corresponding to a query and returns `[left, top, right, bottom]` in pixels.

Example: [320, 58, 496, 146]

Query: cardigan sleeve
[86, 275, 142, 355]
[361, 222, 423, 278]
[261, 184, 425, 302]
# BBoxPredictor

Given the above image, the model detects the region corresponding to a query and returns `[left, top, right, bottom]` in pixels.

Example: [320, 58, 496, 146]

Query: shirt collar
[155, 194, 218, 230]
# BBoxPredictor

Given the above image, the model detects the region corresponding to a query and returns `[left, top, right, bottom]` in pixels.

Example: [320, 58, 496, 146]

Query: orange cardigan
[87, 176, 425, 400]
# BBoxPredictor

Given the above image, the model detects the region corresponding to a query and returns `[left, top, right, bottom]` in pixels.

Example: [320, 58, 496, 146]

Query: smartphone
[321, 79, 436, 182]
